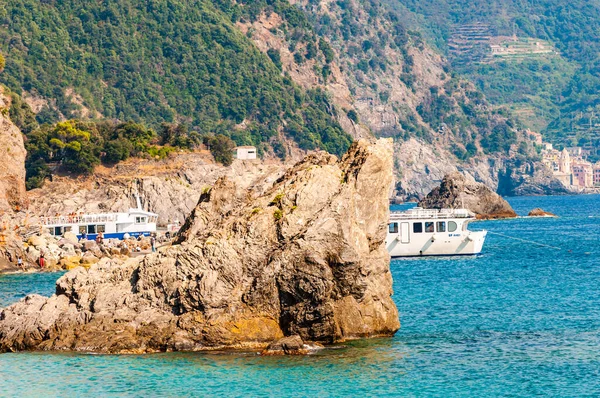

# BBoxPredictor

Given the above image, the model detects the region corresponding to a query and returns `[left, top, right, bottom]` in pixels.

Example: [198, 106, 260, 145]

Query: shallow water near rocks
[1, 195, 599, 397]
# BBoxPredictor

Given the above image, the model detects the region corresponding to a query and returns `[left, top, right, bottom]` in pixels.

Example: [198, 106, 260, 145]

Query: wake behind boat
[387, 208, 487, 257]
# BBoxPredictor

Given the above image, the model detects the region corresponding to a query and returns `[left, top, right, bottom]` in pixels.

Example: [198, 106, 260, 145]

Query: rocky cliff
[0, 139, 399, 353]
[419, 172, 517, 219]
[0, 87, 28, 213]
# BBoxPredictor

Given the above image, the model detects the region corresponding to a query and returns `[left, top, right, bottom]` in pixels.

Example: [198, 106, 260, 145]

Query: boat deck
[390, 208, 475, 220]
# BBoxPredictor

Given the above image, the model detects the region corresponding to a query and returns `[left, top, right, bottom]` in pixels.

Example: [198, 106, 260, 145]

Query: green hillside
[385, 0, 600, 150]
[0, 0, 350, 157]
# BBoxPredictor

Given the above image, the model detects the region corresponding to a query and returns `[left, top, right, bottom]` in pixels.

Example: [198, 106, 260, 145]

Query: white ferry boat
[386, 208, 487, 257]
[41, 199, 158, 240]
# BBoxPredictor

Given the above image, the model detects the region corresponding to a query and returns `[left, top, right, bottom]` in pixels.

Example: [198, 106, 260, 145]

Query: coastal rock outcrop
[0, 88, 28, 213]
[528, 208, 557, 217]
[497, 162, 570, 196]
[0, 139, 400, 353]
[261, 335, 318, 355]
[419, 172, 517, 219]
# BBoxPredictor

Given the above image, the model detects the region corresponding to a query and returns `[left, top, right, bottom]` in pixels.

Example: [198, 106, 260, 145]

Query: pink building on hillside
[594, 163, 600, 186]
[572, 162, 593, 187]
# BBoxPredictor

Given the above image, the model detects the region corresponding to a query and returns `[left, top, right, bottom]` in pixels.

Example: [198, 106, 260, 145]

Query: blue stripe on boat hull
[77, 232, 152, 240]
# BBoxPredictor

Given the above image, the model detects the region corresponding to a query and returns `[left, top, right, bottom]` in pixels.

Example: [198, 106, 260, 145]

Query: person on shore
[17, 256, 24, 271]
[151, 235, 156, 252]
[81, 231, 87, 241]
[39, 252, 45, 268]
[96, 231, 104, 245]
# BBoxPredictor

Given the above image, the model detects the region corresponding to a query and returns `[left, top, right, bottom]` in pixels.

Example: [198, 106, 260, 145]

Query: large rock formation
[419, 172, 517, 219]
[0, 88, 28, 213]
[0, 139, 399, 353]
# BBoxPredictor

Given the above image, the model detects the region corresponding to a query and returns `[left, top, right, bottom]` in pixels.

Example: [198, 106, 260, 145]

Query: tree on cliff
[48, 121, 100, 174]
[205, 134, 235, 166]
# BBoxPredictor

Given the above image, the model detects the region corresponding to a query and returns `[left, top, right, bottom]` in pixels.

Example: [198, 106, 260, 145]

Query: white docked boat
[41, 199, 158, 240]
[386, 208, 487, 257]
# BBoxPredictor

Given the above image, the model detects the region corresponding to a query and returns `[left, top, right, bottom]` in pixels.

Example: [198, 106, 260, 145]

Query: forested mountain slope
[0, 0, 562, 199]
[0, 0, 350, 157]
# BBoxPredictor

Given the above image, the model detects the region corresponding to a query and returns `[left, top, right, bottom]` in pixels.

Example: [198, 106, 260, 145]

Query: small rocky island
[419, 172, 517, 219]
[528, 208, 557, 217]
[0, 139, 400, 354]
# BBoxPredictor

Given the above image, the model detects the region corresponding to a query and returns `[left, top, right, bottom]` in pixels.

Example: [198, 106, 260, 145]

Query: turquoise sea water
[1, 195, 600, 397]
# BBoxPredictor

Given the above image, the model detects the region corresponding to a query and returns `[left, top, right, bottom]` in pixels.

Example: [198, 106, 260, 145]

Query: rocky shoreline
[0, 222, 162, 274]
[0, 139, 400, 354]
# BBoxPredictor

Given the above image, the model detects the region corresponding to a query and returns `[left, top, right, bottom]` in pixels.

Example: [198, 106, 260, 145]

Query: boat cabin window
[389, 223, 398, 234]
[52, 226, 64, 236]
[436, 222, 446, 232]
[87, 225, 97, 234]
[413, 222, 423, 233]
[97, 225, 106, 233]
[135, 217, 147, 224]
[79, 226, 86, 235]
[425, 222, 434, 233]
[448, 221, 458, 232]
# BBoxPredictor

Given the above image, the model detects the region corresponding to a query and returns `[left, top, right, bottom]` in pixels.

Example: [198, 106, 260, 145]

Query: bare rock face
[0, 88, 28, 213]
[528, 208, 557, 217]
[0, 139, 399, 353]
[419, 172, 517, 219]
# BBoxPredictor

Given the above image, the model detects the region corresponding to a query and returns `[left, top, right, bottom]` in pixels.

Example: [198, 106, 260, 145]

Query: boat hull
[387, 230, 487, 257]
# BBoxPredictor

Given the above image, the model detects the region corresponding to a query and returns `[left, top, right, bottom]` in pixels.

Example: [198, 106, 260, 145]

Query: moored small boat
[387, 207, 487, 257]
[41, 199, 158, 240]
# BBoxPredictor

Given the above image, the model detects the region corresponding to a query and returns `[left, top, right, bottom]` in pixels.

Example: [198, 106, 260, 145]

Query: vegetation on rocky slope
[293, 0, 523, 159]
[2, 0, 547, 192]
[387, 0, 600, 151]
[0, 0, 351, 161]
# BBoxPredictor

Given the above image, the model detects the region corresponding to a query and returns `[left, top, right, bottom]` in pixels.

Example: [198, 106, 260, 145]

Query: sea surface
[1, 195, 599, 397]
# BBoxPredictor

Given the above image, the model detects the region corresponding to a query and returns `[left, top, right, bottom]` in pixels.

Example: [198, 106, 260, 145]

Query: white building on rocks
[234, 146, 257, 160]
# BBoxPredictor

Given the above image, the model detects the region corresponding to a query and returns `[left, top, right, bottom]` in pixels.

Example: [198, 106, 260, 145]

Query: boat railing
[41, 213, 119, 226]
[390, 208, 474, 220]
